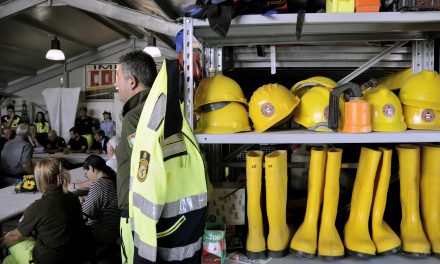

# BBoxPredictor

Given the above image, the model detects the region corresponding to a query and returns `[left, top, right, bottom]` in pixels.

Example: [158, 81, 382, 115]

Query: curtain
[42, 87, 81, 140]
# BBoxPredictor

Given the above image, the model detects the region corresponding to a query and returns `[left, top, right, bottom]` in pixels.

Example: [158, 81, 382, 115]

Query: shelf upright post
[216, 46, 223, 74]
[204, 47, 216, 77]
[412, 40, 435, 74]
[183, 17, 194, 130]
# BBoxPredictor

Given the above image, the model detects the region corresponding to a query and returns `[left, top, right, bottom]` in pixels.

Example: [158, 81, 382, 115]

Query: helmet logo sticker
[324, 105, 329, 121]
[261, 103, 275, 117]
[382, 104, 396, 117]
[421, 109, 435, 122]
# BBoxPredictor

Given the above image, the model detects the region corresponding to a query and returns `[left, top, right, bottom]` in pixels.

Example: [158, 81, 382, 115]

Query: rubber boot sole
[246, 250, 266, 260]
[346, 249, 375, 258]
[290, 249, 315, 259]
[377, 246, 401, 256]
[268, 249, 288, 258]
[401, 251, 431, 258]
[319, 254, 344, 261]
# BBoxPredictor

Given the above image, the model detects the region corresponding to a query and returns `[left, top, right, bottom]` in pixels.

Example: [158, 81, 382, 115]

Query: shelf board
[195, 130, 440, 144]
[193, 11, 440, 45]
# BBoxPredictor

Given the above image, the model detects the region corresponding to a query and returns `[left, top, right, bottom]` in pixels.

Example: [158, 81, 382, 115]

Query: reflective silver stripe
[147, 93, 166, 131]
[132, 192, 208, 219]
[162, 133, 184, 146]
[162, 192, 208, 218]
[133, 192, 163, 221]
[130, 217, 135, 231]
[162, 140, 187, 159]
[158, 237, 202, 262]
[134, 231, 157, 262]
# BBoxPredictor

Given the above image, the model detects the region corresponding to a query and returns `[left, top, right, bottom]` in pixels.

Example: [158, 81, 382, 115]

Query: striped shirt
[82, 177, 119, 244]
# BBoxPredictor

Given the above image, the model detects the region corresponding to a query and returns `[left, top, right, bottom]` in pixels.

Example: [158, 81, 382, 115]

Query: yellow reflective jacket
[130, 60, 207, 263]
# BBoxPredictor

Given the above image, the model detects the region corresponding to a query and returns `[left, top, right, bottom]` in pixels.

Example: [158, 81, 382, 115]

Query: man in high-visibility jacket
[114, 50, 158, 263]
[130, 59, 207, 263]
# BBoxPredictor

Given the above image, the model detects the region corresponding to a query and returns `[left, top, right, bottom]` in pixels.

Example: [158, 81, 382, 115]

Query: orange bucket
[342, 97, 372, 133]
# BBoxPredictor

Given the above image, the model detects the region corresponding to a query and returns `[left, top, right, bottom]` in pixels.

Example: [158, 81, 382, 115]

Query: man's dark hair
[119, 50, 158, 89]
[6, 105, 15, 111]
[69, 127, 79, 134]
[94, 129, 105, 138]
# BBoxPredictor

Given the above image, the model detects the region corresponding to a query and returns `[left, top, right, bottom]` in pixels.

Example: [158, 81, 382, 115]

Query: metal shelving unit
[195, 130, 440, 144]
[183, 12, 440, 144]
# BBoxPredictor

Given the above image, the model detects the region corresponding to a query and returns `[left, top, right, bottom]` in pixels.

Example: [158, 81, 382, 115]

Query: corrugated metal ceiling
[0, 0, 188, 92]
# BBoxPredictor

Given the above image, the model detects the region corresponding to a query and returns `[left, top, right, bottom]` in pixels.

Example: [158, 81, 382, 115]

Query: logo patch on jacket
[137, 151, 150, 182]
[127, 133, 136, 148]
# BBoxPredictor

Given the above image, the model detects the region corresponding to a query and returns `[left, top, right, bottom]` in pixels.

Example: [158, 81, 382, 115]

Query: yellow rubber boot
[318, 148, 345, 260]
[396, 144, 430, 257]
[421, 145, 440, 256]
[371, 148, 401, 255]
[344, 147, 381, 257]
[290, 147, 327, 258]
[246, 151, 266, 259]
[265, 150, 290, 258]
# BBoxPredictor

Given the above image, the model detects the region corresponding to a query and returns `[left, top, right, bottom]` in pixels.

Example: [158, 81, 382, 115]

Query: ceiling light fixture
[143, 36, 161, 58]
[45, 37, 65, 61]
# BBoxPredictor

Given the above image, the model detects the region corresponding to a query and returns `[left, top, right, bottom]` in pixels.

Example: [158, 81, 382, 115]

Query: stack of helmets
[290, 76, 343, 132]
[249, 83, 300, 132]
[194, 74, 251, 134]
[363, 85, 407, 132]
[399, 70, 440, 130]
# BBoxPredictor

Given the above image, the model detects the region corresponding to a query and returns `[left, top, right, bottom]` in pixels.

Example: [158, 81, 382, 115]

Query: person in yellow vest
[33, 111, 50, 145]
[113, 50, 157, 263]
[129, 60, 207, 263]
[1, 105, 21, 131]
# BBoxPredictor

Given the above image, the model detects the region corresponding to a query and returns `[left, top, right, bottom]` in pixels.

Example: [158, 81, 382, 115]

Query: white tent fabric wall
[42, 87, 81, 140]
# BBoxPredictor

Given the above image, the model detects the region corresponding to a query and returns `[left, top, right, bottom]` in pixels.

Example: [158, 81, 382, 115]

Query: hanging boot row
[245, 144, 440, 260]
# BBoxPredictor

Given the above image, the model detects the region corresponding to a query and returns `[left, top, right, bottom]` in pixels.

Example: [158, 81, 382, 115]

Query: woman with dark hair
[1, 158, 89, 264]
[33, 111, 49, 145]
[81, 155, 119, 245]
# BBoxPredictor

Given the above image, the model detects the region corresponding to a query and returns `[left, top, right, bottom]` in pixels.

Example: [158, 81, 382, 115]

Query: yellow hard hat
[293, 87, 344, 132]
[194, 74, 247, 112]
[378, 68, 412, 90]
[249, 83, 300, 132]
[403, 105, 440, 130]
[195, 102, 251, 134]
[363, 85, 407, 132]
[399, 70, 440, 111]
[291, 76, 337, 97]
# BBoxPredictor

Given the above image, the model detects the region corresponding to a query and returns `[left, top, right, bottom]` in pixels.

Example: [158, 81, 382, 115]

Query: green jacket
[116, 89, 148, 211]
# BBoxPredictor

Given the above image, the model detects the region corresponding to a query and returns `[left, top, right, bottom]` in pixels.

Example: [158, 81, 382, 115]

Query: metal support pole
[270, 45, 276, 75]
[183, 17, 194, 130]
[338, 41, 408, 84]
[216, 47, 223, 74]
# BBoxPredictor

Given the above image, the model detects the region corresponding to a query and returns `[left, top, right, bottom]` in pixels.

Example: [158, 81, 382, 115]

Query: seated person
[1, 105, 21, 131]
[106, 135, 119, 172]
[81, 155, 119, 245]
[0, 127, 15, 154]
[1, 158, 91, 264]
[0, 124, 33, 187]
[89, 129, 109, 154]
[28, 124, 44, 148]
[44, 129, 66, 153]
[71, 136, 119, 191]
[65, 127, 88, 153]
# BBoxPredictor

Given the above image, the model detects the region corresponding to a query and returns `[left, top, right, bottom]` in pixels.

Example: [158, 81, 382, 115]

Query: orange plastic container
[342, 97, 372, 133]
[355, 0, 381, 12]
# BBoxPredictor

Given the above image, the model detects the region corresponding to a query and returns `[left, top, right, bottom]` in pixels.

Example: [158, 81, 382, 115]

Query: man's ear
[129, 75, 138, 90]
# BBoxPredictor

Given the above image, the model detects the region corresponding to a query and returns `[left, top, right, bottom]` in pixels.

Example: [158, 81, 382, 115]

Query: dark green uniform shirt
[17, 189, 86, 264]
[116, 90, 148, 211]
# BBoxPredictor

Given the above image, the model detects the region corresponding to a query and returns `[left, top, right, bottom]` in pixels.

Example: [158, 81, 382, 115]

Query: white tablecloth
[0, 167, 85, 222]
[33, 153, 108, 164]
